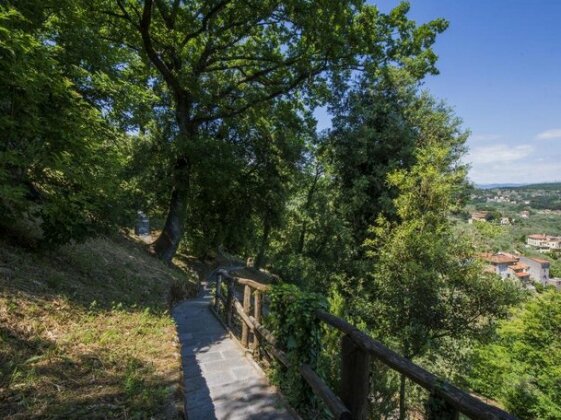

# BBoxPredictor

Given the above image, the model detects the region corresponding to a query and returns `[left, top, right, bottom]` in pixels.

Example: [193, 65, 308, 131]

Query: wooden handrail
[316, 310, 516, 420]
[237, 276, 271, 291]
[212, 270, 516, 420]
[300, 363, 351, 420]
[249, 315, 277, 347]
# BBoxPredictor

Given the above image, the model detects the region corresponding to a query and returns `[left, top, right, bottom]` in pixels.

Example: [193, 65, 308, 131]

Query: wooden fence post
[341, 334, 370, 420]
[226, 275, 234, 328]
[241, 284, 251, 348]
[215, 273, 221, 314]
[252, 290, 262, 354]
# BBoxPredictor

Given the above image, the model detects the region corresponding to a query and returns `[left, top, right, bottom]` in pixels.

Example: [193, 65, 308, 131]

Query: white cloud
[535, 128, 561, 140]
[470, 133, 502, 142]
[468, 160, 561, 185]
[465, 143, 561, 184]
[466, 144, 533, 165]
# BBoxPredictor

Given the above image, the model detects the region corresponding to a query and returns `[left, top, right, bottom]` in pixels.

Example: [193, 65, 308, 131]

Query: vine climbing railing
[210, 269, 515, 420]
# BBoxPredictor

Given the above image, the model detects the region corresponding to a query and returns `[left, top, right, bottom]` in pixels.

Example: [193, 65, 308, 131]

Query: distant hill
[504, 182, 561, 191]
[475, 182, 561, 191]
[475, 183, 527, 189]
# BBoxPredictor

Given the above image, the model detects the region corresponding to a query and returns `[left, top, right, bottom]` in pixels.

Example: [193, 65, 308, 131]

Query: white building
[527, 234, 561, 251]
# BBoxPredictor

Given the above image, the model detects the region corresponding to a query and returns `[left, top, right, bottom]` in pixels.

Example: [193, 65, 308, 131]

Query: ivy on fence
[267, 283, 326, 411]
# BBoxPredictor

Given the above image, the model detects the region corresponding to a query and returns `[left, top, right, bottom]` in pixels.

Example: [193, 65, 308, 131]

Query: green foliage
[318, 288, 345, 386]
[0, 4, 133, 244]
[359, 93, 520, 357]
[469, 290, 561, 419]
[183, 103, 311, 258]
[550, 259, 561, 278]
[267, 283, 326, 411]
[88, 0, 450, 260]
[327, 70, 420, 247]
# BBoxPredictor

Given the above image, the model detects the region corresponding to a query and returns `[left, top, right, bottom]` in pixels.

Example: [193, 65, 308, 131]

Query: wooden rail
[211, 269, 515, 420]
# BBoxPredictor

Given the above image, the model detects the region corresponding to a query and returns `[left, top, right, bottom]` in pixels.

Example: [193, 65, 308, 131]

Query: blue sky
[317, 0, 561, 184]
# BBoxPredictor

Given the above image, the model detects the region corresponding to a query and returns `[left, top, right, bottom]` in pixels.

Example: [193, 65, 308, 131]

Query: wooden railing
[210, 269, 516, 420]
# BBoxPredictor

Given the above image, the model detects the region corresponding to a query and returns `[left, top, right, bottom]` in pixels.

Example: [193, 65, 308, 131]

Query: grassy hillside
[0, 234, 198, 419]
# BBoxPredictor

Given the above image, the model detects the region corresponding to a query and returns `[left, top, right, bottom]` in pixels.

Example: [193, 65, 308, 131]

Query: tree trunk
[152, 155, 190, 262]
[152, 91, 193, 263]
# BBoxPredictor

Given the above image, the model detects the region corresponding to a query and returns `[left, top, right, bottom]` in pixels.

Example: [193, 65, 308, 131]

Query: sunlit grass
[0, 234, 197, 418]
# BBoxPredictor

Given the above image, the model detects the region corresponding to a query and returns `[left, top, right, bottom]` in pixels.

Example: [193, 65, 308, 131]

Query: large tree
[327, 71, 420, 249]
[100, 0, 447, 261]
[360, 92, 521, 417]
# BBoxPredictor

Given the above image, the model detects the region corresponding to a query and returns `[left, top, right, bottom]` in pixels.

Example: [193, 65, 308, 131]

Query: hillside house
[479, 253, 520, 279]
[469, 211, 491, 224]
[518, 256, 550, 285]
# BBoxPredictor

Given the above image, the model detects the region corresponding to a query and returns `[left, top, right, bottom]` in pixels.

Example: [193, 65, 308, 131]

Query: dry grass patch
[0, 234, 197, 419]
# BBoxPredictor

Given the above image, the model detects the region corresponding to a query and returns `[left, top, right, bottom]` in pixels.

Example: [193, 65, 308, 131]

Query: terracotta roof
[515, 272, 530, 278]
[529, 257, 550, 265]
[501, 252, 519, 260]
[528, 234, 561, 241]
[479, 253, 518, 264]
[509, 263, 529, 271]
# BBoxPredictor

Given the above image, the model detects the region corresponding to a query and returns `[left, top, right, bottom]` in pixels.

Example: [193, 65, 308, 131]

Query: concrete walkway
[173, 278, 294, 420]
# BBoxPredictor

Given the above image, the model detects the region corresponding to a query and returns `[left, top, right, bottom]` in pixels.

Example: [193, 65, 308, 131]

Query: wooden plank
[316, 310, 515, 420]
[241, 285, 251, 347]
[225, 275, 235, 327]
[300, 363, 352, 420]
[268, 345, 290, 368]
[341, 334, 370, 420]
[252, 290, 262, 352]
[215, 274, 222, 313]
[249, 316, 277, 347]
[236, 276, 271, 292]
[234, 299, 255, 331]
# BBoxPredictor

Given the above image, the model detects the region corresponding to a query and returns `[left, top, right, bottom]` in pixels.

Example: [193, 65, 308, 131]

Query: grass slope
[0, 234, 198, 419]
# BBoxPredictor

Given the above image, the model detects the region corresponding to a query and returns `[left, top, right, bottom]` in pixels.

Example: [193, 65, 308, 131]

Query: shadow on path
[173, 271, 294, 420]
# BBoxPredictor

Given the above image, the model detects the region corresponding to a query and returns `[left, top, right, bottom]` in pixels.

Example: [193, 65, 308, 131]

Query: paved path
[173, 276, 295, 420]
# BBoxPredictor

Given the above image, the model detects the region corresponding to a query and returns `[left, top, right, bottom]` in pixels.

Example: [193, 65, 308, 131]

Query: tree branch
[115, 0, 136, 26]
[180, 0, 233, 48]
[138, 0, 183, 95]
[154, 0, 180, 29]
[195, 65, 323, 123]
